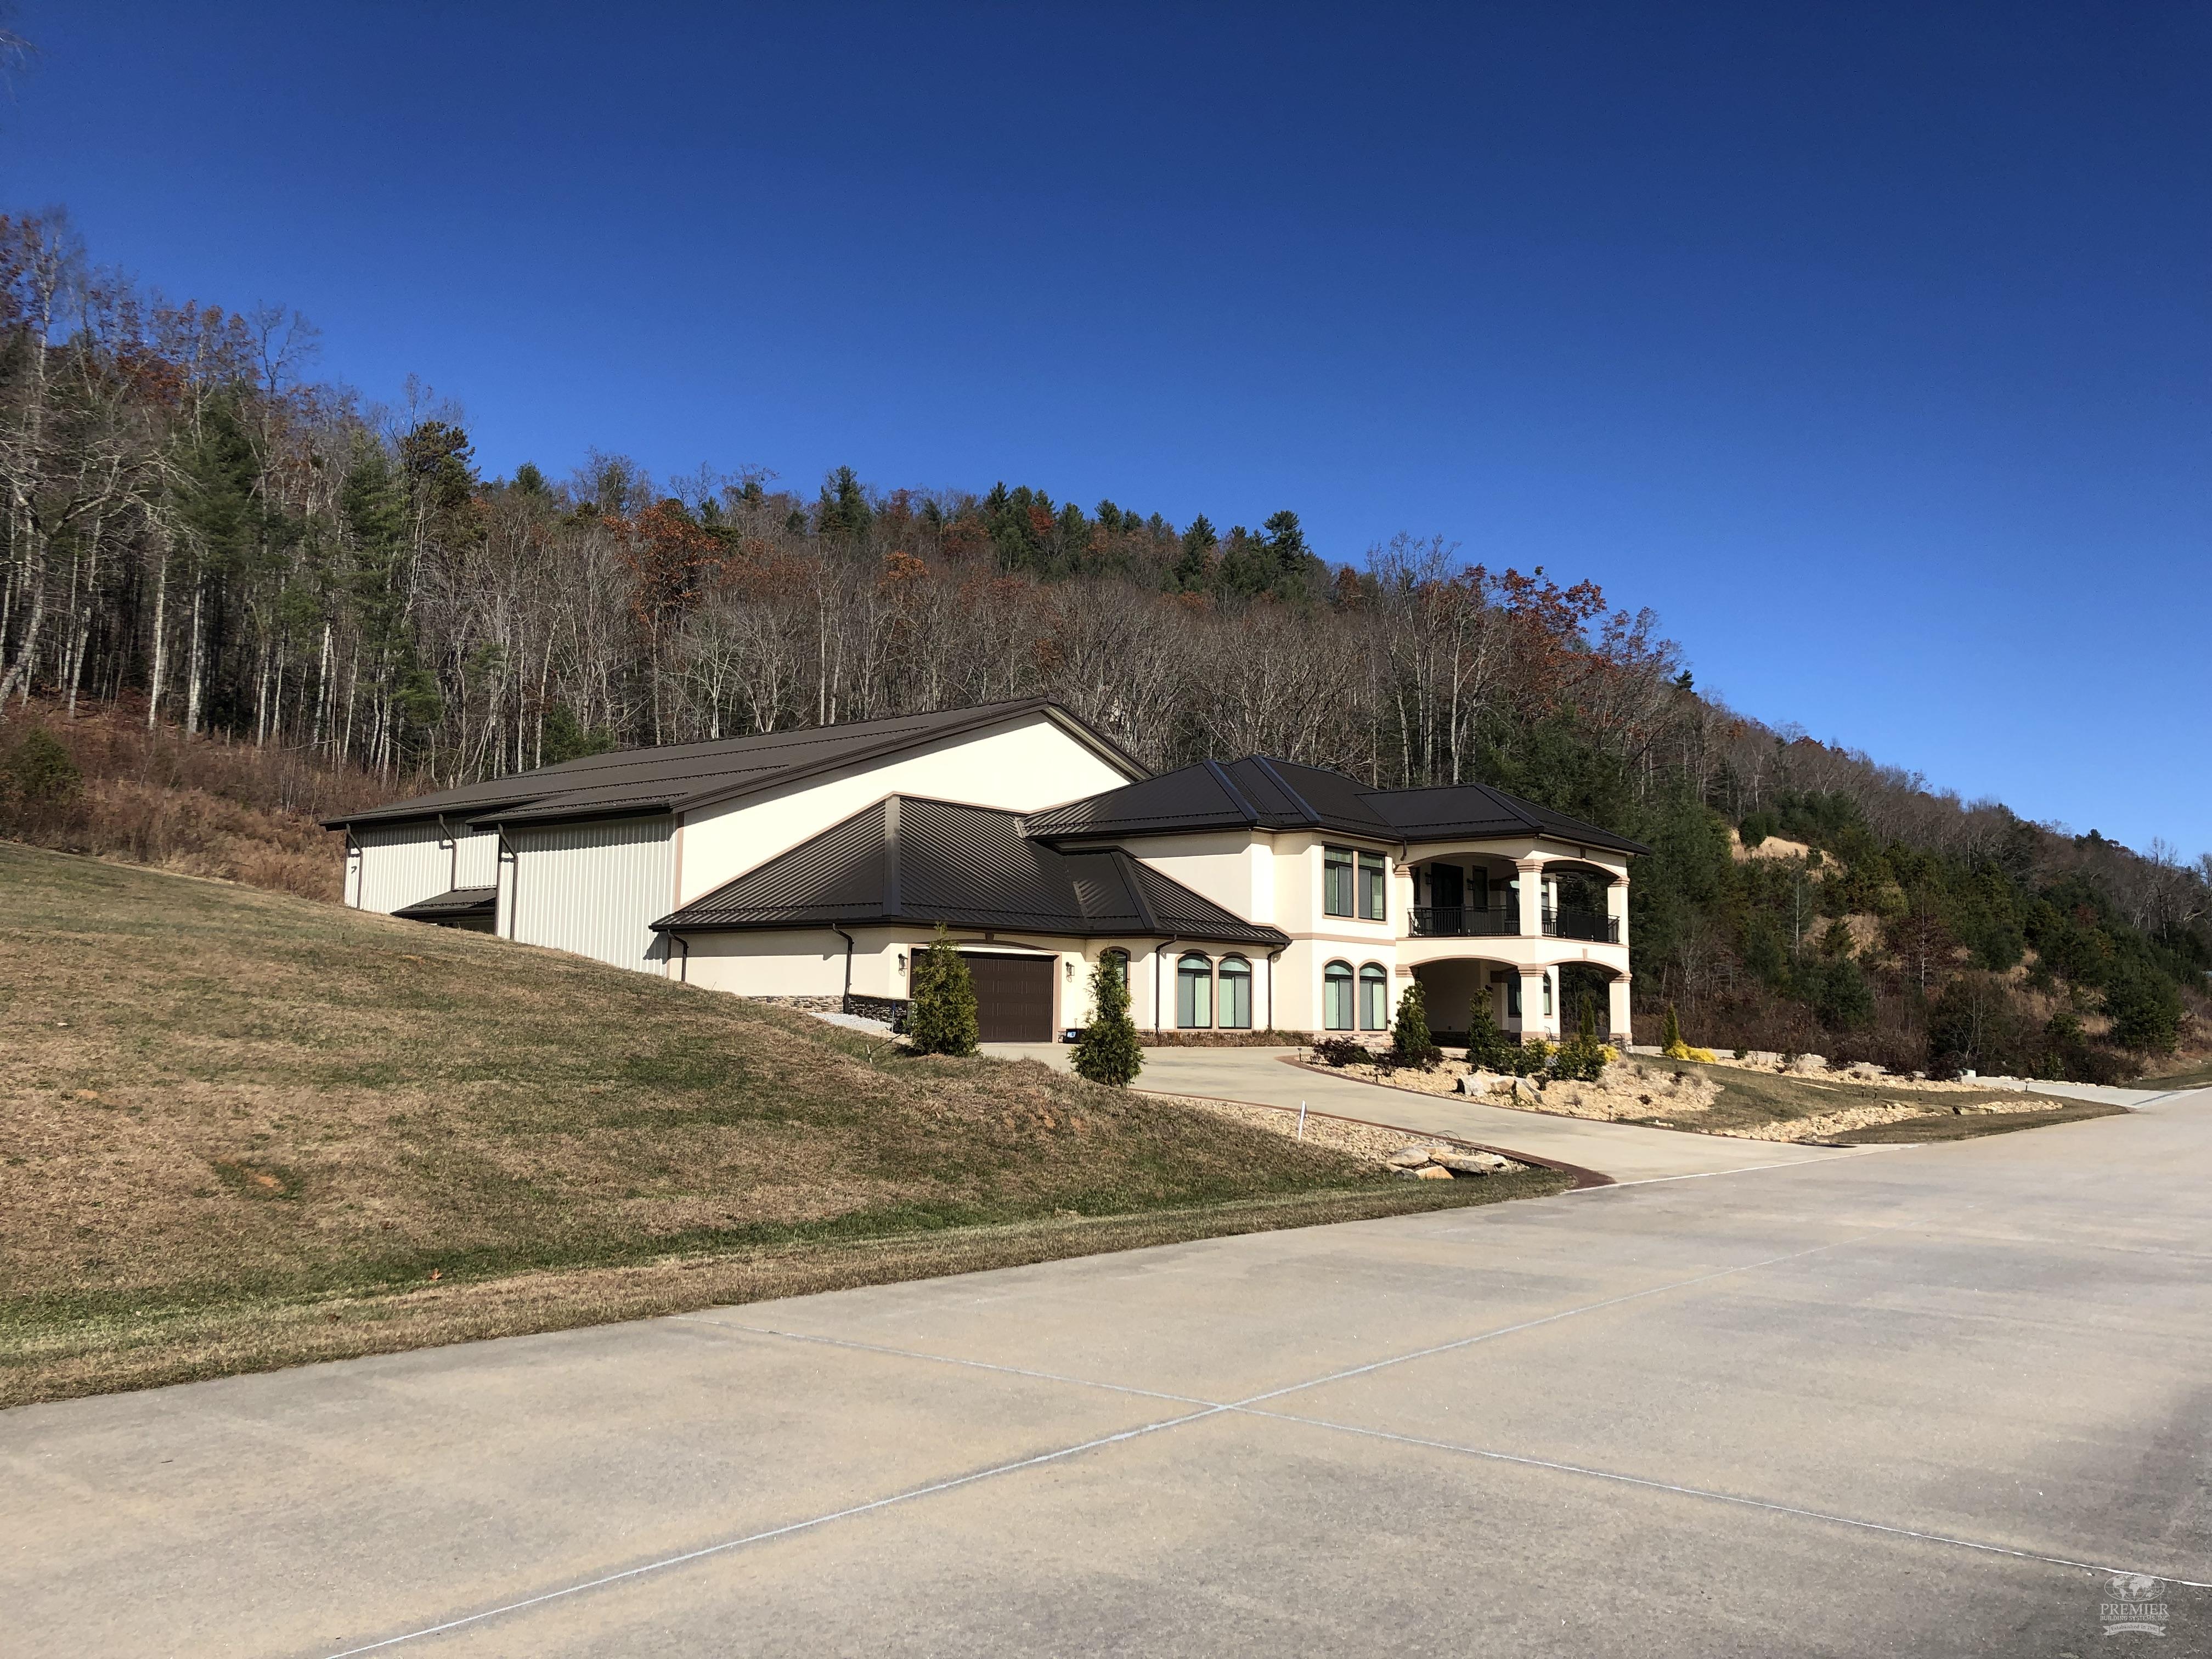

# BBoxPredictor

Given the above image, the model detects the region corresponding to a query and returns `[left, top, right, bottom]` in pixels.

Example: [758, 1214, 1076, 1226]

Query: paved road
[988, 1042, 1859, 1183]
[5, 1086, 2207, 1656]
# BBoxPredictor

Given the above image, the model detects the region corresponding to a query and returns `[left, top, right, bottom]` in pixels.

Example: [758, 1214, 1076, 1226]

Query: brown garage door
[960, 953, 1055, 1043]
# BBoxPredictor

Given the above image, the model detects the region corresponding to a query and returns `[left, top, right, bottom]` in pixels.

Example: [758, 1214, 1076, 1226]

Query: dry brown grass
[0, 701, 403, 899]
[0, 843, 1560, 1406]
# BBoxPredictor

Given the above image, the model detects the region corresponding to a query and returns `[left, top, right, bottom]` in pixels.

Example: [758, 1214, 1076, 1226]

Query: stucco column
[1516, 966, 1556, 1041]
[1515, 857, 1546, 938]
[1607, 973, 1633, 1045]
[1607, 875, 1630, 947]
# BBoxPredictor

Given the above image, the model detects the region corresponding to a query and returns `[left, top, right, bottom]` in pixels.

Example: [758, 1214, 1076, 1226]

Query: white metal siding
[454, 831, 498, 888]
[353, 824, 501, 913]
[509, 817, 674, 972]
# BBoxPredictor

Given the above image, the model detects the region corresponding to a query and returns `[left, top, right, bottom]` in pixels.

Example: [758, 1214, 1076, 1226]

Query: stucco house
[328, 699, 1644, 1044]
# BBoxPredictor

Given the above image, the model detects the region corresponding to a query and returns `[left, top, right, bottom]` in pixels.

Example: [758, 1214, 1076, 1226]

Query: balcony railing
[1408, 904, 1520, 938]
[1544, 905, 1620, 943]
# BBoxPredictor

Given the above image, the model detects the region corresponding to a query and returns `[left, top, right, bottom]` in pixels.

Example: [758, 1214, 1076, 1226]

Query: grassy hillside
[0, 844, 1561, 1405]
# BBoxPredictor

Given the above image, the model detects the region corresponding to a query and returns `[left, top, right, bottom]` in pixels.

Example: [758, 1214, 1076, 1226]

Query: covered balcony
[1403, 857, 1626, 946]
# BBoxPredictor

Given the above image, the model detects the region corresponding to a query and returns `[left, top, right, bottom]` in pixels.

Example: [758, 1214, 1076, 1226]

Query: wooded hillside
[2, 210, 2205, 1077]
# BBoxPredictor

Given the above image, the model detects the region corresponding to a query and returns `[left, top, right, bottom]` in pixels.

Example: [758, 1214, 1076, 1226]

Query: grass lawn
[2136, 1058, 2212, 1091]
[0, 844, 1565, 1407]
[1626, 1058, 2126, 1142]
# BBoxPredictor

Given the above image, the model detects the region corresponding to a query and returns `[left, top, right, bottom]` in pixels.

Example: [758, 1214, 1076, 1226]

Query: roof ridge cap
[1201, 758, 1262, 825]
[1246, 755, 1322, 826]
[1111, 848, 1163, 934]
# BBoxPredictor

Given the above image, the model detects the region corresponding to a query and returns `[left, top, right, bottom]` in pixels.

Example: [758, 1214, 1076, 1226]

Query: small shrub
[1311, 1036, 1370, 1068]
[1071, 955, 1142, 1086]
[1550, 998, 1607, 1082]
[1464, 996, 1515, 1071]
[906, 925, 978, 1057]
[4, 728, 81, 806]
[1391, 980, 1441, 1070]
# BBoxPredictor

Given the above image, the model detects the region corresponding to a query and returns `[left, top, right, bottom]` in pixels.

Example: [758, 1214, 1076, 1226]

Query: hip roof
[654, 795, 1289, 948]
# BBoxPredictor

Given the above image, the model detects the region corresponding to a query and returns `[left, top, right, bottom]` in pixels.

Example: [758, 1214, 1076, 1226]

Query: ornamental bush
[906, 925, 979, 1057]
[1391, 980, 1441, 1070]
[1071, 955, 1143, 1085]
[1311, 1036, 1371, 1068]
[1551, 998, 1608, 1082]
[1464, 995, 1515, 1072]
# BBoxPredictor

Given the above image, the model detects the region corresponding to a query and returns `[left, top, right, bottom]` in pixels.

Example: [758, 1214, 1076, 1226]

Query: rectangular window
[1323, 847, 1354, 917]
[1358, 851, 1386, 921]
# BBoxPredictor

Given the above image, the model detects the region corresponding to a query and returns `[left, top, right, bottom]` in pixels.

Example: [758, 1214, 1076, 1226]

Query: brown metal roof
[323, 701, 1146, 832]
[1024, 756, 1649, 855]
[654, 796, 1289, 948]
[391, 885, 498, 922]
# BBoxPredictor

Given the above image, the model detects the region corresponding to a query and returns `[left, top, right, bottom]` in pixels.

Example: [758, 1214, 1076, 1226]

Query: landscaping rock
[1413, 1164, 1454, 1180]
[1435, 1152, 1508, 1176]
[1785, 1053, 1827, 1075]
[1385, 1146, 1432, 1168]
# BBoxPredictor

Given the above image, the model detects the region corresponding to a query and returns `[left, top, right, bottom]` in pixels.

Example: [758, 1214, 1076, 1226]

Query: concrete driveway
[988, 1042, 1858, 1183]
[5, 1086, 2207, 1655]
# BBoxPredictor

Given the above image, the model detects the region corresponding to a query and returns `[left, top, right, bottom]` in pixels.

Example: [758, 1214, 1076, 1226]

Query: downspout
[832, 925, 856, 1014]
[437, 815, 459, 893]
[672, 933, 691, 984]
[1267, 946, 1282, 1034]
[498, 827, 519, 939]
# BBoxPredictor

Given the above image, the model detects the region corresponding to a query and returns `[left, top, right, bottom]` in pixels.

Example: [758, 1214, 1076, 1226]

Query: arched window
[1323, 960, 1355, 1031]
[1100, 948, 1129, 986]
[1217, 955, 1252, 1029]
[1359, 963, 1390, 1031]
[1176, 951, 1214, 1029]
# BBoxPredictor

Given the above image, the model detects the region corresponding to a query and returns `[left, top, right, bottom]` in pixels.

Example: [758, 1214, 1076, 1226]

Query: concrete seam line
[1567, 1147, 1906, 1190]
[321, 1405, 1231, 1657]
[677, 1316, 1222, 1409]
[1232, 1234, 1873, 1407]
[1235, 1408, 2212, 1591]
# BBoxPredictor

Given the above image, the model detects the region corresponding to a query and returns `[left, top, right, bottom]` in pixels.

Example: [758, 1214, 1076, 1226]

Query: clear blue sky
[10, 2, 2207, 855]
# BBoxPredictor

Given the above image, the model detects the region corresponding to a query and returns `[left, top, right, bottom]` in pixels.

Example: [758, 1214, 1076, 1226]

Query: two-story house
[328, 699, 1644, 1045]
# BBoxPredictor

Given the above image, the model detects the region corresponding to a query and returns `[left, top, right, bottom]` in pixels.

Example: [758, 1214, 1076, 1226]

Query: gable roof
[1025, 756, 1649, 855]
[324, 701, 1146, 832]
[653, 795, 1289, 948]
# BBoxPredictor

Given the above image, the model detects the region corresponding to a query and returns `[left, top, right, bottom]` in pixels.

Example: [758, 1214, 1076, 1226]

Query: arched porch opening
[1558, 961, 1627, 1042]
[1412, 957, 1530, 1046]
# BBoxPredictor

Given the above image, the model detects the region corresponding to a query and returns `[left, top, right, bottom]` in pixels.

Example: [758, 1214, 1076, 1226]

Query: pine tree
[1173, 514, 1216, 591]
[907, 926, 979, 1057]
[1391, 980, 1440, 1069]
[1661, 1001, 1685, 1058]
[1071, 955, 1143, 1086]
